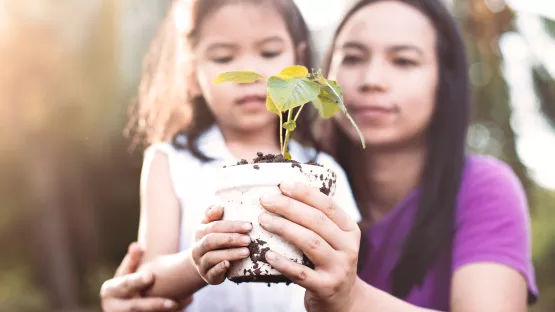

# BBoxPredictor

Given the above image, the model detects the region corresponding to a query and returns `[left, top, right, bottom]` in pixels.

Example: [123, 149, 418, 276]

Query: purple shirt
[358, 155, 538, 310]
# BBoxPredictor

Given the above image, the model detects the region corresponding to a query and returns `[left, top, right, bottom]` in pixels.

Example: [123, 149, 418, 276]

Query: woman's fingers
[195, 220, 252, 241]
[118, 297, 180, 312]
[114, 242, 143, 277]
[258, 213, 335, 266]
[279, 181, 358, 232]
[263, 250, 324, 292]
[199, 247, 250, 276]
[192, 233, 251, 263]
[260, 193, 344, 250]
[100, 272, 154, 299]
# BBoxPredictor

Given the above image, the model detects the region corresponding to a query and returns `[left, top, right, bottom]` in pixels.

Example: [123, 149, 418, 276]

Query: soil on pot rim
[223, 152, 323, 168]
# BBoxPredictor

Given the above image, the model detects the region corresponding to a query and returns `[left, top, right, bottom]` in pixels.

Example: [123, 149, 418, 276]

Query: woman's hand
[100, 242, 192, 312]
[258, 181, 362, 312]
[191, 206, 253, 285]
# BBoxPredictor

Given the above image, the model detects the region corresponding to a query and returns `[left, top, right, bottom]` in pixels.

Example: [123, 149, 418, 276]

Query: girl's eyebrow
[205, 42, 235, 52]
[257, 35, 284, 45]
[340, 41, 367, 52]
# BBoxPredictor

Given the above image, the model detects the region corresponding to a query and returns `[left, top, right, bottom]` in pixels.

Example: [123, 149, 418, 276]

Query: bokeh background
[0, 0, 554, 311]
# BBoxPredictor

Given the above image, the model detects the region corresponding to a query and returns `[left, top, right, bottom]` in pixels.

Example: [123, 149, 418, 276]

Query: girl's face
[193, 3, 297, 134]
[328, 1, 438, 149]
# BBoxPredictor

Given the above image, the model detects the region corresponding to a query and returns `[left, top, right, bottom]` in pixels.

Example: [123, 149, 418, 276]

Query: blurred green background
[0, 0, 553, 311]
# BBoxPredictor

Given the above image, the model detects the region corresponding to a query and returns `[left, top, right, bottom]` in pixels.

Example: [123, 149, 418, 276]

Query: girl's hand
[258, 181, 361, 312]
[191, 206, 253, 285]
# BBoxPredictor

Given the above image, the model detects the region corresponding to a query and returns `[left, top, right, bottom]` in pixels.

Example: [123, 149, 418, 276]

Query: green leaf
[267, 76, 320, 111]
[213, 70, 265, 84]
[282, 120, 296, 131]
[320, 77, 366, 149]
[284, 152, 292, 160]
[280, 65, 309, 78]
[312, 86, 341, 118]
[266, 93, 280, 115]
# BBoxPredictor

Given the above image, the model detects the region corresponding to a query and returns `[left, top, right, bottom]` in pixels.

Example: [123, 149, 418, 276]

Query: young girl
[125, 0, 361, 311]
[198, 0, 538, 311]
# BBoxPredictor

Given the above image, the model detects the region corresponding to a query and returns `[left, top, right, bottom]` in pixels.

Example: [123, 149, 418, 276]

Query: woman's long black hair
[320, 0, 470, 298]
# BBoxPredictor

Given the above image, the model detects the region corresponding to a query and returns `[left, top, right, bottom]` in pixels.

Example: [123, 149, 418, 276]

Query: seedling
[213, 65, 366, 159]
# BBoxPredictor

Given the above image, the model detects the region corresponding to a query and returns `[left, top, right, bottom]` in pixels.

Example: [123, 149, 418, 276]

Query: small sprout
[213, 65, 366, 158]
[282, 120, 296, 131]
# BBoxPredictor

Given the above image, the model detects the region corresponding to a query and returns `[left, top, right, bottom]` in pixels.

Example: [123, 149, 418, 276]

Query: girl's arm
[136, 150, 206, 299]
[136, 150, 252, 299]
[258, 180, 530, 312]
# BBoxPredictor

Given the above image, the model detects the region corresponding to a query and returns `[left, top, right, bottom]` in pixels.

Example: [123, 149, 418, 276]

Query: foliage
[213, 65, 366, 158]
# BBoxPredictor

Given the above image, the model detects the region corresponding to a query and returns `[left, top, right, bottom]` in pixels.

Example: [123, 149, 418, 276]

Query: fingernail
[240, 248, 250, 256]
[241, 235, 251, 245]
[258, 213, 272, 226]
[243, 222, 253, 231]
[265, 250, 277, 262]
[260, 193, 280, 206]
[164, 300, 176, 308]
[279, 180, 296, 194]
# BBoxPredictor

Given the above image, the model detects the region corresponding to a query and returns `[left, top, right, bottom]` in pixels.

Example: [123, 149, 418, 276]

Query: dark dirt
[230, 275, 292, 285]
[248, 239, 270, 264]
[226, 152, 322, 167]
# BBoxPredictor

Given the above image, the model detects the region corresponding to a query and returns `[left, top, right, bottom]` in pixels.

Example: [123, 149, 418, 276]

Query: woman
[250, 0, 537, 311]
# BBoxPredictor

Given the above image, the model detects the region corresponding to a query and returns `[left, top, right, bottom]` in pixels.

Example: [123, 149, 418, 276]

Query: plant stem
[279, 112, 283, 152]
[282, 109, 294, 156]
[293, 104, 305, 121]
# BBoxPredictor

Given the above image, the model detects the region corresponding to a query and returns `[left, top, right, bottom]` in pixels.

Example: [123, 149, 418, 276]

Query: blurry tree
[454, 0, 555, 311]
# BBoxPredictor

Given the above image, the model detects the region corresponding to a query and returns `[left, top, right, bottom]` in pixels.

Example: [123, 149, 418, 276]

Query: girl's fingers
[201, 205, 224, 224]
[259, 193, 344, 250]
[264, 250, 323, 292]
[192, 233, 251, 263]
[204, 260, 230, 284]
[195, 220, 252, 241]
[258, 213, 335, 266]
[279, 181, 358, 232]
[199, 247, 250, 276]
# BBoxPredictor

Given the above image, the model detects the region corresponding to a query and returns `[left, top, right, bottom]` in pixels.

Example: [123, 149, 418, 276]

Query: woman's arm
[258, 180, 530, 312]
[136, 150, 206, 299]
[100, 242, 190, 312]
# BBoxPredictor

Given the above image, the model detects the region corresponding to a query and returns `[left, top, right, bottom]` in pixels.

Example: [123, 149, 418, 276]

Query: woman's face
[328, 1, 438, 149]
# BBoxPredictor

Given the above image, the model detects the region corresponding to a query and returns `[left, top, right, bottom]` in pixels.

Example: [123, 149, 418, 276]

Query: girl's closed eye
[261, 50, 281, 58]
[342, 54, 363, 66]
[212, 55, 234, 64]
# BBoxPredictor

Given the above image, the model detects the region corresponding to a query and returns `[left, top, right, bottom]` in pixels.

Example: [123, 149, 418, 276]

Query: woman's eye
[393, 58, 418, 67]
[213, 56, 233, 63]
[261, 51, 280, 58]
[342, 55, 362, 65]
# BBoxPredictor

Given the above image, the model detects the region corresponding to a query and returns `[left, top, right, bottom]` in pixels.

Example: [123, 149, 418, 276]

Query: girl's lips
[236, 94, 267, 111]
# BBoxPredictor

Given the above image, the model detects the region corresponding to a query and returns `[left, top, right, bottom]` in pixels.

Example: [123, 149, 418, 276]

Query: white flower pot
[215, 162, 337, 284]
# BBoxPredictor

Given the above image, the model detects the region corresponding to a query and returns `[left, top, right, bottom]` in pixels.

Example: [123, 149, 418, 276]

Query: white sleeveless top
[144, 125, 361, 312]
